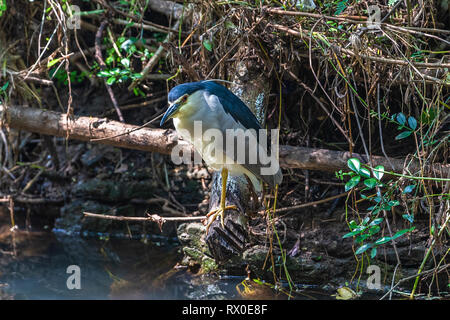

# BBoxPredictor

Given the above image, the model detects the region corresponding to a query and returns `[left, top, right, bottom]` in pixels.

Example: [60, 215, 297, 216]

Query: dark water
[0, 228, 398, 300]
[1, 228, 330, 300]
[0, 228, 250, 300]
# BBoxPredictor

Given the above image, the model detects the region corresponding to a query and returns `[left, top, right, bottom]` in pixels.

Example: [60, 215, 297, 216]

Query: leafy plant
[334, 0, 348, 15]
[391, 112, 418, 140]
[337, 158, 416, 258]
[97, 36, 153, 96]
[49, 68, 88, 86]
[0, 81, 9, 100]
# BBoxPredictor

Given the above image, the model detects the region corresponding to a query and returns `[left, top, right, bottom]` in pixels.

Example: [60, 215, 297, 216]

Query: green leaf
[343, 230, 361, 238]
[355, 243, 372, 255]
[345, 175, 360, 191]
[355, 234, 369, 243]
[392, 227, 415, 240]
[97, 71, 111, 77]
[368, 225, 381, 236]
[402, 214, 414, 223]
[388, 0, 400, 6]
[374, 236, 392, 245]
[334, 0, 348, 15]
[120, 58, 130, 68]
[370, 218, 384, 226]
[396, 112, 406, 125]
[373, 166, 384, 180]
[362, 216, 370, 225]
[349, 220, 358, 230]
[203, 39, 213, 52]
[395, 130, 412, 140]
[363, 178, 377, 189]
[403, 185, 415, 194]
[408, 117, 417, 130]
[0, 81, 9, 91]
[47, 58, 61, 68]
[371, 207, 381, 215]
[106, 76, 116, 85]
[388, 200, 400, 207]
[359, 167, 371, 178]
[370, 247, 377, 259]
[347, 158, 361, 173]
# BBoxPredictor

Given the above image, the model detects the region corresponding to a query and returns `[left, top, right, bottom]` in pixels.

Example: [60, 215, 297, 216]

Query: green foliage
[49, 68, 88, 86]
[390, 112, 418, 140]
[337, 157, 416, 258]
[0, 81, 9, 100]
[97, 36, 154, 96]
[388, 0, 400, 6]
[334, 0, 348, 15]
[0, 0, 6, 17]
[202, 39, 213, 52]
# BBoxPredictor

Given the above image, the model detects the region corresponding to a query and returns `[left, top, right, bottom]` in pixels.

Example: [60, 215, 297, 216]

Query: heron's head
[160, 82, 204, 126]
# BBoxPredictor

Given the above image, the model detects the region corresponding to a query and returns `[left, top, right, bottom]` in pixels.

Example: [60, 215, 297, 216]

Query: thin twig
[83, 211, 206, 222]
[94, 20, 125, 122]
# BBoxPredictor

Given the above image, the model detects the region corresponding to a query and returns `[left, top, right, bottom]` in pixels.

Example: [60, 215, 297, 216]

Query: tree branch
[1, 104, 448, 177]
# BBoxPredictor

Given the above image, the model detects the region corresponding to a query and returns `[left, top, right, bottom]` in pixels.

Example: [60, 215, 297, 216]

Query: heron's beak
[160, 102, 180, 126]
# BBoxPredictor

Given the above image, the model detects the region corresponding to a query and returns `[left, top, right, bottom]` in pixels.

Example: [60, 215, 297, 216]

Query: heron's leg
[205, 168, 237, 233]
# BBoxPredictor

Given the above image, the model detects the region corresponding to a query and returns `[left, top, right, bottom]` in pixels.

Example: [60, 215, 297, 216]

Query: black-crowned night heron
[160, 80, 282, 233]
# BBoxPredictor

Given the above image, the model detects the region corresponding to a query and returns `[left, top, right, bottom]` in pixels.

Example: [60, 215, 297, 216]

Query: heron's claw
[204, 205, 237, 234]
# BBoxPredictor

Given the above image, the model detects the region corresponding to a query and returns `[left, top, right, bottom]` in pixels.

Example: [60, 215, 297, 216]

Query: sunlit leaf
[374, 236, 392, 245]
[47, 58, 61, 68]
[370, 218, 384, 226]
[120, 58, 130, 68]
[106, 76, 116, 85]
[359, 167, 371, 178]
[355, 243, 372, 255]
[345, 175, 360, 191]
[347, 158, 361, 173]
[373, 166, 384, 180]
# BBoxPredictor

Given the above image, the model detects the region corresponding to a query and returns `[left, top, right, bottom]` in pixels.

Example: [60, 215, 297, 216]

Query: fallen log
[0, 104, 448, 177]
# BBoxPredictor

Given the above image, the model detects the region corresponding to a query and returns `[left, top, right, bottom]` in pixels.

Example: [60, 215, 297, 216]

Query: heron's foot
[204, 205, 237, 234]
